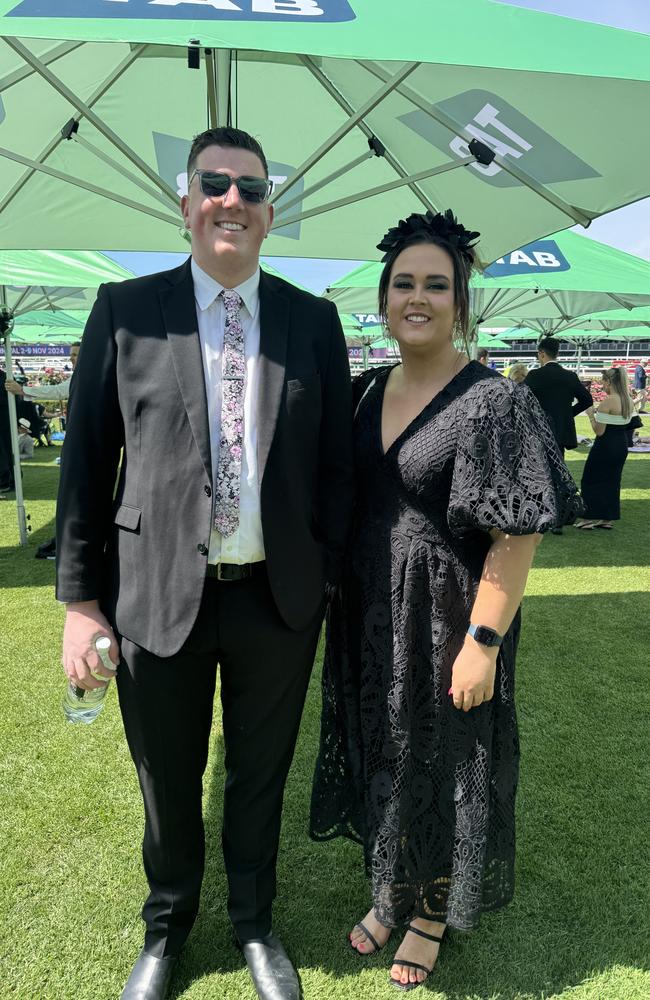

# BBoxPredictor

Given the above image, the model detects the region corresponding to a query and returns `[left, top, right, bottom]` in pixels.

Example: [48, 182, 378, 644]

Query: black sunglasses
[189, 169, 274, 204]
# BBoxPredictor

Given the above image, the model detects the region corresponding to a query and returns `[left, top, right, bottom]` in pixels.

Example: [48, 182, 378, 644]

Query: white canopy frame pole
[300, 55, 438, 214]
[204, 47, 233, 127]
[204, 47, 218, 128]
[472, 286, 552, 324]
[4, 38, 179, 208]
[272, 155, 476, 231]
[275, 147, 378, 216]
[0, 43, 147, 218]
[5, 285, 84, 317]
[270, 60, 419, 205]
[1, 289, 28, 545]
[216, 48, 232, 127]
[0, 39, 84, 92]
[575, 341, 584, 375]
[605, 292, 638, 310]
[0, 146, 181, 226]
[8, 286, 32, 314]
[70, 132, 179, 209]
[358, 60, 595, 228]
[545, 291, 572, 326]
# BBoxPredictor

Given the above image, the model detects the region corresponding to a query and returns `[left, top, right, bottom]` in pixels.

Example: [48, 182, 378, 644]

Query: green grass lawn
[1, 421, 649, 1000]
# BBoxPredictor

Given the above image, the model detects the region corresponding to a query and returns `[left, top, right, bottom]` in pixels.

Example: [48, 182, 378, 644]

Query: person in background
[633, 359, 647, 413]
[477, 346, 488, 365]
[508, 362, 528, 384]
[524, 337, 592, 535]
[17, 417, 34, 460]
[575, 367, 634, 530]
[4, 342, 80, 403]
[0, 368, 14, 493]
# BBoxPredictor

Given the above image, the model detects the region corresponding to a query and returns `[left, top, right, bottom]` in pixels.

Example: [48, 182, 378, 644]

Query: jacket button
[197, 543, 208, 555]
[204, 484, 212, 497]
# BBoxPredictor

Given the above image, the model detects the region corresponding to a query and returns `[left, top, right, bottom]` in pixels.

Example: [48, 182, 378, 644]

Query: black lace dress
[310, 362, 581, 932]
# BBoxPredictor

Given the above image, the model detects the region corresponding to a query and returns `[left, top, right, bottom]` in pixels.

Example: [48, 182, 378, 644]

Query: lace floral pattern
[310, 362, 582, 930]
[214, 289, 246, 537]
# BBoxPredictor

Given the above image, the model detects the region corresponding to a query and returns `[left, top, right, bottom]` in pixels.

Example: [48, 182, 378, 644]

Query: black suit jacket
[524, 362, 592, 450]
[55, 261, 354, 656]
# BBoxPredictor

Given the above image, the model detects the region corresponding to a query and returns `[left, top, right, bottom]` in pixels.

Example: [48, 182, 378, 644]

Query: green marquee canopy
[12, 307, 87, 328]
[2, 2, 650, 260]
[544, 306, 650, 334]
[1, 250, 132, 547]
[0, 250, 133, 315]
[9, 323, 83, 344]
[500, 326, 650, 345]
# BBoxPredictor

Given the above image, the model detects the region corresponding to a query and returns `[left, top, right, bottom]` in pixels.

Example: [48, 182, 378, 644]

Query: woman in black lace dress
[310, 211, 581, 991]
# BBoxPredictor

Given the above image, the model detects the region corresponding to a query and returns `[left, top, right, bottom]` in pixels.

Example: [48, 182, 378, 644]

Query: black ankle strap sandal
[389, 925, 444, 992]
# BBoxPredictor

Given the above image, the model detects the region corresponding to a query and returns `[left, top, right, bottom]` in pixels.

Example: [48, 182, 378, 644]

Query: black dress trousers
[116, 565, 323, 956]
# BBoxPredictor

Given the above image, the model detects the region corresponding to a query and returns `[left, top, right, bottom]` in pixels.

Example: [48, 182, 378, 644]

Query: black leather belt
[206, 561, 266, 582]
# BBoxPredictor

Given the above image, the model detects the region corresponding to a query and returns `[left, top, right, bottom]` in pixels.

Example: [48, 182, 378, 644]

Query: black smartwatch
[467, 623, 504, 647]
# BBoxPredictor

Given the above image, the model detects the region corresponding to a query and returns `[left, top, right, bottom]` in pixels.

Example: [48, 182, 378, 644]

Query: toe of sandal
[350, 921, 383, 956]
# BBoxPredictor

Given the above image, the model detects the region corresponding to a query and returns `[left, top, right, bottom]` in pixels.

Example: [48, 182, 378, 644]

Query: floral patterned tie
[214, 289, 245, 537]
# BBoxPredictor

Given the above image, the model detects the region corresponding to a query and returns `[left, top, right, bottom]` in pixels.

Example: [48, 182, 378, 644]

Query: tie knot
[221, 289, 243, 317]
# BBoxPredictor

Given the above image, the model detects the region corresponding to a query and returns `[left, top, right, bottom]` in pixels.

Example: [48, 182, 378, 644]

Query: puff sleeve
[448, 379, 582, 536]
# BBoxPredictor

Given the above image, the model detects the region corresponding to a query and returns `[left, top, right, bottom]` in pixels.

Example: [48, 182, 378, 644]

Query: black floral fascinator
[377, 209, 480, 265]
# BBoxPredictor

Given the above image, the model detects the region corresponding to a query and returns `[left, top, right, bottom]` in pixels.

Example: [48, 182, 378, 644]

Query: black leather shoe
[240, 933, 301, 1000]
[120, 950, 177, 1000]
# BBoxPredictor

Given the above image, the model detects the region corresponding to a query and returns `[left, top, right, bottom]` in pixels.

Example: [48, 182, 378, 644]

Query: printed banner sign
[348, 346, 387, 359]
[14, 345, 71, 356]
[353, 313, 381, 328]
[8, 0, 356, 23]
[401, 90, 600, 189]
[484, 239, 570, 276]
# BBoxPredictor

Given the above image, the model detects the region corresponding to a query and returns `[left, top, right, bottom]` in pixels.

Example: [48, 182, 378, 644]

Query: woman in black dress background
[576, 367, 634, 530]
[310, 211, 581, 991]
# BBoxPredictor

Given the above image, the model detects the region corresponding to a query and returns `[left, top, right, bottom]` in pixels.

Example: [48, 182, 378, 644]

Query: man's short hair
[187, 127, 269, 179]
[538, 336, 560, 359]
[477, 347, 489, 361]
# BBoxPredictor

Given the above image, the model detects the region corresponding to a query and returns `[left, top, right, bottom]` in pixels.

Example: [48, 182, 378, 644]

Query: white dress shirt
[191, 259, 265, 566]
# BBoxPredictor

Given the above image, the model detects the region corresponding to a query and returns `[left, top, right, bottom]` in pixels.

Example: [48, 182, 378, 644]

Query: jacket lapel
[257, 271, 289, 486]
[159, 259, 212, 482]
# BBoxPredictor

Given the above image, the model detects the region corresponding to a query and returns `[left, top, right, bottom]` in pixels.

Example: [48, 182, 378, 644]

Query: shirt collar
[191, 258, 260, 317]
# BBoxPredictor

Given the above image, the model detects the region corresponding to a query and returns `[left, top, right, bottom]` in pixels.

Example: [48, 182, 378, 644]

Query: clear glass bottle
[62, 635, 117, 725]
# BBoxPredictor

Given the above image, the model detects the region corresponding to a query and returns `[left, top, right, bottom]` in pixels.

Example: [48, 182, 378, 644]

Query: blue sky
[106, 0, 650, 292]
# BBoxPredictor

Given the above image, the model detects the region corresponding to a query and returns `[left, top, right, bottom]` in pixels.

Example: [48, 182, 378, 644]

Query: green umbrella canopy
[2, 3, 650, 259]
[500, 326, 650, 345]
[326, 230, 650, 325]
[555, 306, 650, 333]
[478, 334, 510, 349]
[0, 250, 133, 316]
[12, 307, 87, 328]
[9, 323, 83, 344]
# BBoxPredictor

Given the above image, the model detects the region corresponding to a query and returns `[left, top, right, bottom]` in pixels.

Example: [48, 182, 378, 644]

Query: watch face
[472, 625, 502, 647]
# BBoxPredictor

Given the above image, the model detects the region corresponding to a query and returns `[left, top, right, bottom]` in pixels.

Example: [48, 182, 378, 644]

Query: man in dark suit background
[56, 127, 354, 1000]
[524, 335, 592, 534]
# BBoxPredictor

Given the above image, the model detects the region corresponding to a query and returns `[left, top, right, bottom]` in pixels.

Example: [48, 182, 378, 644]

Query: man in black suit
[56, 127, 354, 1000]
[524, 335, 592, 534]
